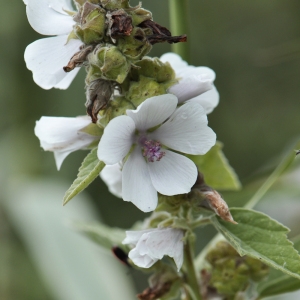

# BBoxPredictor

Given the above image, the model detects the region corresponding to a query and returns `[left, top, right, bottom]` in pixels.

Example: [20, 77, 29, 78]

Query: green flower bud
[129, 5, 152, 26]
[100, 0, 129, 10]
[87, 45, 131, 83]
[74, 2, 106, 45]
[134, 57, 176, 84]
[117, 27, 152, 60]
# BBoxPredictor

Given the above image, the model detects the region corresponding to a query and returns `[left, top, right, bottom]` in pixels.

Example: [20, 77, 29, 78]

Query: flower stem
[168, 0, 190, 62]
[183, 239, 202, 300]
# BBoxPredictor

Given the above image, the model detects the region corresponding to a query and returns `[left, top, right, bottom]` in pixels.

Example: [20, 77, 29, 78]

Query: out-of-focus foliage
[1, 0, 300, 299]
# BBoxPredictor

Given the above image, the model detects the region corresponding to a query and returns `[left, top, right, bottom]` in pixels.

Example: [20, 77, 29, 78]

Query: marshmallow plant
[26, 0, 300, 299]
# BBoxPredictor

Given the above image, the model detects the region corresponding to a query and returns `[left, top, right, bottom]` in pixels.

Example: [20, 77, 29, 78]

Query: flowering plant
[23, 0, 300, 299]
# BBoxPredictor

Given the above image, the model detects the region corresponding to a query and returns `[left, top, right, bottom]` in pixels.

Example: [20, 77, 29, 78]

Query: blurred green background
[1, 0, 300, 299]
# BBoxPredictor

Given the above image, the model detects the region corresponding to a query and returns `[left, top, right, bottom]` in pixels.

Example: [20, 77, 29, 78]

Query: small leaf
[72, 221, 126, 250]
[63, 148, 105, 205]
[187, 142, 241, 191]
[211, 208, 300, 280]
[257, 236, 300, 298]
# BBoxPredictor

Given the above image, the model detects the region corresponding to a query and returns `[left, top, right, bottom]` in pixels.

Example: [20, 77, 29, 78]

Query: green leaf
[187, 142, 241, 191]
[72, 221, 126, 250]
[63, 148, 105, 205]
[257, 236, 300, 298]
[211, 208, 300, 280]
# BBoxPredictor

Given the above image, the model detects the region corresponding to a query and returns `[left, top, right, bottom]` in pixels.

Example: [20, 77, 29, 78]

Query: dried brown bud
[107, 9, 133, 40]
[139, 19, 187, 45]
[85, 79, 114, 123]
[63, 45, 94, 72]
[137, 282, 172, 300]
[202, 190, 237, 224]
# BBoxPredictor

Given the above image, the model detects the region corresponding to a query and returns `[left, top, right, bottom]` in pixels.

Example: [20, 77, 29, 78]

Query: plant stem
[168, 0, 190, 62]
[184, 240, 202, 300]
[244, 149, 297, 209]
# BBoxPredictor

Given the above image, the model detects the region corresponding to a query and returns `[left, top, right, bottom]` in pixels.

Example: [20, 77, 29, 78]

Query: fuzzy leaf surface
[257, 236, 300, 298]
[211, 208, 300, 280]
[63, 148, 105, 205]
[187, 142, 241, 191]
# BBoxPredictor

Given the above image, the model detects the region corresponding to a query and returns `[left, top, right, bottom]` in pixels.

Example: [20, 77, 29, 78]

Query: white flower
[122, 228, 184, 271]
[35, 116, 98, 170]
[100, 163, 123, 198]
[97, 94, 216, 212]
[24, 0, 83, 89]
[160, 53, 219, 114]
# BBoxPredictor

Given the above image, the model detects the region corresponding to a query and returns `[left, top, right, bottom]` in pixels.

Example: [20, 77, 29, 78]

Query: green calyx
[204, 241, 269, 298]
[74, 2, 106, 45]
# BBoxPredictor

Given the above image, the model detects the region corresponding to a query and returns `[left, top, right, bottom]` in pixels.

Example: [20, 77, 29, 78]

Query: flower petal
[25, 0, 74, 35]
[97, 116, 135, 165]
[128, 248, 157, 268]
[25, 35, 83, 89]
[123, 230, 154, 246]
[148, 150, 197, 196]
[160, 53, 188, 70]
[54, 67, 81, 89]
[100, 164, 122, 198]
[177, 66, 216, 82]
[126, 95, 178, 131]
[188, 85, 219, 114]
[146, 228, 184, 271]
[168, 75, 213, 103]
[122, 148, 157, 212]
[151, 102, 216, 155]
[54, 150, 72, 170]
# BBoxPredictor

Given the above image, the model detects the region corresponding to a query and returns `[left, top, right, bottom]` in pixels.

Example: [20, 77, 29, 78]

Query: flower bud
[129, 5, 152, 26]
[87, 44, 131, 83]
[100, 0, 129, 10]
[117, 27, 152, 60]
[74, 2, 106, 45]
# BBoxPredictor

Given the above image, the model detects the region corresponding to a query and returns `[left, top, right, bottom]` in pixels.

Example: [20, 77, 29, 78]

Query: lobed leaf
[257, 236, 300, 298]
[211, 208, 300, 280]
[187, 142, 241, 191]
[63, 148, 105, 205]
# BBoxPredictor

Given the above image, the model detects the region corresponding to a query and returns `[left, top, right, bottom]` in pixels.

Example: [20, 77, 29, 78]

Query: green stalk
[183, 240, 202, 300]
[168, 0, 190, 62]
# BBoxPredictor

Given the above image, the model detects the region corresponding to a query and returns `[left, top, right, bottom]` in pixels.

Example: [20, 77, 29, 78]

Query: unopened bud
[100, 0, 129, 10]
[85, 79, 114, 123]
[129, 4, 152, 26]
[74, 2, 106, 45]
[87, 45, 131, 83]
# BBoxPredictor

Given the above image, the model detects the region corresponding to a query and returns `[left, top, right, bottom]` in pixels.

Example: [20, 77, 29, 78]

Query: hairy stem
[183, 239, 202, 300]
[168, 0, 190, 62]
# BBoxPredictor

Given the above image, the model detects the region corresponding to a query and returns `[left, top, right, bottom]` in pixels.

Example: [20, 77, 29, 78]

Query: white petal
[151, 102, 216, 155]
[126, 95, 178, 131]
[53, 150, 71, 170]
[168, 75, 213, 103]
[148, 150, 197, 196]
[188, 85, 219, 114]
[145, 229, 184, 271]
[122, 148, 157, 212]
[100, 164, 122, 198]
[34, 116, 92, 148]
[97, 116, 135, 165]
[128, 248, 157, 268]
[25, 35, 83, 89]
[54, 67, 81, 89]
[47, 0, 74, 14]
[26, 0, 74, 35]
[160, 53, 188, 70]
[177, 66, 216, 82]
[123, 229, 154, 246]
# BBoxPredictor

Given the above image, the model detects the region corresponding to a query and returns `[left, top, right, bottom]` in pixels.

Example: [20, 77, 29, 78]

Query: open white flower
[100, 163, 123, 198]
[97, 94, 216, 212]
[35, 116, 98, 170]
[24, 0, 83, 89]
[160, 53, 219, 114]
[123, 228, 184, 271]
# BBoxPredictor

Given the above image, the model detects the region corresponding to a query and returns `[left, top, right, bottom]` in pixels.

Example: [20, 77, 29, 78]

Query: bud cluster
[62, 0, 185, 123]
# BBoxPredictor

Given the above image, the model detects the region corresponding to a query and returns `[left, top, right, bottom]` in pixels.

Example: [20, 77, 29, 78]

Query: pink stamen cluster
[142, 140, 165, 162]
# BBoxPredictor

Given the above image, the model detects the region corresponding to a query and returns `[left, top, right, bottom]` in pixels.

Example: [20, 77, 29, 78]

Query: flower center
[141, 139, 165, 163]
